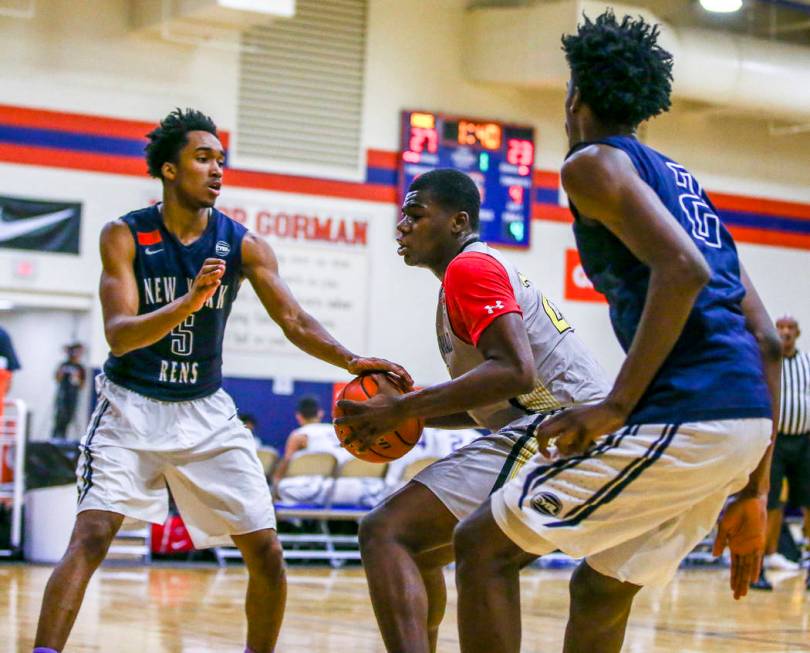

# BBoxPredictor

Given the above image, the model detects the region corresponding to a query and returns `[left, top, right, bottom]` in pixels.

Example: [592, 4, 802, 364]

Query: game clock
[399, 110, 535, 247]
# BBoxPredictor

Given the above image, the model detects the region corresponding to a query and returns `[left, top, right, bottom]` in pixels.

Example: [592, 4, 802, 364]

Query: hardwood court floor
[2, 563, 808, 652]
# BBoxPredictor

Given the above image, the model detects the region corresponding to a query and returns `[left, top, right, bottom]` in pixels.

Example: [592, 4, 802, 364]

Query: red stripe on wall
[532, 202, 571, 223]
[533, 170, 559, 189]
[711, 192, 810, 221]
[226, 168, 398, 203]
[0, 104, 232, 148]
[727, 225, 810, 250]
[367, 148, 399, 170]
[0, 143, 147, 176]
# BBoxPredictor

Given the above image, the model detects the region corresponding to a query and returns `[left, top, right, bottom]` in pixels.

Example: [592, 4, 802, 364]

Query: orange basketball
[333, 373, 423, 463]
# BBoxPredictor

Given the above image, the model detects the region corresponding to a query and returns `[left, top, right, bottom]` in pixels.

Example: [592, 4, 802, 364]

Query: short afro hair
[296, 395, 322, 420]
[562, 11, 674, 128]
[408, 168, 481, 231]
[145, 108, 219, 179]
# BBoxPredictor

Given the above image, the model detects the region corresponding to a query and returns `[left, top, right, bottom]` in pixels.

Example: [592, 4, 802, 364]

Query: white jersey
[436, 241, 609, 432]
[292, 422, 353, 464]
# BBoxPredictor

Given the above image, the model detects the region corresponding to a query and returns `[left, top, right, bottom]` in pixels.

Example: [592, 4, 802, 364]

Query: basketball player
[31, 108, 411, 653]
[449, 12, 782, 653]
[335, 168, 610, 653]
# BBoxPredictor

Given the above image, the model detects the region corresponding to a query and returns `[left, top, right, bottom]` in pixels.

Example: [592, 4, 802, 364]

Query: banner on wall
[215, 198, 371, 357]
[564, 248, 605, 303]
[0, 196, 82, 254]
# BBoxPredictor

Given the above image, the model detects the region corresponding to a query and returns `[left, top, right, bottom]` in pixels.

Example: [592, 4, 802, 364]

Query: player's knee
[68, 522, 115, 566]
[452, 517, 487, 567]
[247, 534, 285, 583]
[358, 506, 397, 551]
[569, 563, 637, 610]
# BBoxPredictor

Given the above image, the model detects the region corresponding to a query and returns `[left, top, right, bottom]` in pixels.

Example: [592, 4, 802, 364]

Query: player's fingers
[711, 525, 728, 557]
[734, 554, 753, 600]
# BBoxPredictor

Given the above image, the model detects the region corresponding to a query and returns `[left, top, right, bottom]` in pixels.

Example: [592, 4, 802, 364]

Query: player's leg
[563, 562, 640, 653]
[453, 498, 539, 653]
[33, 509, 124, 651]
[359, 481, 458, 653]
[232, 528, 287, 653]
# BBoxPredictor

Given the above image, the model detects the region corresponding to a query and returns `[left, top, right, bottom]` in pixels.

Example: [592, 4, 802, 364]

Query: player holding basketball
[336, 168, 610, 653]
[31, 108, 411, 653]
[449, 12, 782, 653]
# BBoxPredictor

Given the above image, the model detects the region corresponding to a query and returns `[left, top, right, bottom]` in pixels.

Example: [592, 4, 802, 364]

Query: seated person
[274, 395, 352, 504]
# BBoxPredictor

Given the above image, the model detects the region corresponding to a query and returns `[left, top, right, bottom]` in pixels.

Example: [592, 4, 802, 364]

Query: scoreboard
[399, 110, 535, 247]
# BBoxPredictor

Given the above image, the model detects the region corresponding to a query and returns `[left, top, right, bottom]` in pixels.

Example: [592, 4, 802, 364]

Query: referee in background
[752, 315, 810, 590]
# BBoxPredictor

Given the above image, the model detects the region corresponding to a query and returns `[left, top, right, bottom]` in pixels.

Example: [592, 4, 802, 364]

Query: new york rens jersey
[104, 204, 246, 401]
[436, 241, 609, 432]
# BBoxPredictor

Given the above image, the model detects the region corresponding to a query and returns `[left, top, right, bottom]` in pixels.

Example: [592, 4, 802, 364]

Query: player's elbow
[755, 324, 782, 364]
[105, 326, 130, 358]
[666, 252, 711, 295]
[509, 360, 537, 396]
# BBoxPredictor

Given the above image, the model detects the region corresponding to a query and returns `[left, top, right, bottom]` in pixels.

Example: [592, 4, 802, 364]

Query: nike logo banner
[0, 195, 81, 254]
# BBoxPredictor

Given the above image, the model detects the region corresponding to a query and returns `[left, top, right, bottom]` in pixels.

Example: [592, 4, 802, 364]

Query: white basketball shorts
[76, 374, 276, 548]
[491, 417, 771, 587]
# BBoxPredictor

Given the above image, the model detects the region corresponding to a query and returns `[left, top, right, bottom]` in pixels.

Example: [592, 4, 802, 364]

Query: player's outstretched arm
[712, 265, 782, 600]
[100, 220, 224, 356]
[536, 145, 711, 456]
[241, 232, 412, 386]
[336, 312, 536, 441]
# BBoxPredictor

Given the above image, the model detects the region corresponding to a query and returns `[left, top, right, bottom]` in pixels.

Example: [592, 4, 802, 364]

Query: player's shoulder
[213, 207, 249, 234]
[561, 143, 634, 197]
[446, 249, 508, 279]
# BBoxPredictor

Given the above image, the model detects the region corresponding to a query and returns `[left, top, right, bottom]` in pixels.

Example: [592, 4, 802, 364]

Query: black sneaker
[805, 572, 809, 591]
[750, 568, 773, 591]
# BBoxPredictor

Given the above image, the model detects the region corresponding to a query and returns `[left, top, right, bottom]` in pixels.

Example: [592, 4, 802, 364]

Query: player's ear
[450, 211, 470, 235]
[568, 86, 582, 114]
[161, 160, 177, 182]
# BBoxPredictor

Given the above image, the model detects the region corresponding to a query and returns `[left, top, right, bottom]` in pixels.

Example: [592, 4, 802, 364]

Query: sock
[244, 649, 256, 653]
[33, 648, 59, 653]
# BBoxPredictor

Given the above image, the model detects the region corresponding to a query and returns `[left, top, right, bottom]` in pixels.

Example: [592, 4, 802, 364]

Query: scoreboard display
[399, 111, 535, 247]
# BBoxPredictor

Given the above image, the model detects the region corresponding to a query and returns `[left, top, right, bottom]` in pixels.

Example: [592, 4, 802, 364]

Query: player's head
[145, 108, 224, 209]
[561, 11, 673, 140]
[295, 395, 323, 424]
[397, 169, 480, 272]
[239, 413, 257, 432]
[776, 314, 800, 353]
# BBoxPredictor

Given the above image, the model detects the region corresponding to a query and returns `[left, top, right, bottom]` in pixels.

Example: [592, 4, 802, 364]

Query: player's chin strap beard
[458, 234, 481, 255]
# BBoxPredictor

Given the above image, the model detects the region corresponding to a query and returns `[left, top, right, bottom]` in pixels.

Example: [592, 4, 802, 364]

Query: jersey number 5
[170, 315, 195, 357]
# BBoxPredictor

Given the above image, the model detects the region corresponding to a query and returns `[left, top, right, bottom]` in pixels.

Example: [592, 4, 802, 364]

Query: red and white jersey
[436, 241, 609, 432]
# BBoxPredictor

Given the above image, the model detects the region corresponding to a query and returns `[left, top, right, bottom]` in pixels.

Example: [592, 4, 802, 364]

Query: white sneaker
[764, 553, 800, 571]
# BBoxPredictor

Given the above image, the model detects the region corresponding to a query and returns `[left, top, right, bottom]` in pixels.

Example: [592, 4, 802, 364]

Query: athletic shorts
[76, 374, 276, 548]
[413, 414, 545, 520]
[767, 432, 810, 509]
[491, 418, 771, 587]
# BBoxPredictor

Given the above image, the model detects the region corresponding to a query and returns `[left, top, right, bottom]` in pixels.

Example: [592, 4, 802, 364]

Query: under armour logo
[484, 301, 504, 314]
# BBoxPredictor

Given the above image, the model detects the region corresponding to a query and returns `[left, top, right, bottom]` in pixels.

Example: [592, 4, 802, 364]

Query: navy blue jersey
[568, 136, 771, 424]
[104, 204, 246, 401]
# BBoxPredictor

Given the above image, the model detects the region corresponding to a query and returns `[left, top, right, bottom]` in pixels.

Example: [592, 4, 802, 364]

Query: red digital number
[508, 185, 524, 205]
[507, 139, 534, 166]
[409, 127, 438, 154]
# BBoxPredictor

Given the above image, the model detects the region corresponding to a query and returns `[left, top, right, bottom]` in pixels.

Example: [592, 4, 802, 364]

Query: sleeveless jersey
[568, 135, 771, 424]
[104, 204, 246, 401]
[292, 422, 353, 463]
[436, 241, 609, 432]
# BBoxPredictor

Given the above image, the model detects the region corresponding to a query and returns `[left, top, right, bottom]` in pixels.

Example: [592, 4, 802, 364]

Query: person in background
[273, 395, 351, 503]
[51, 343, 87, 440]
[752, 315, 810, 591]
[239, 412, 263, 450]
[0, 324, 21, 397]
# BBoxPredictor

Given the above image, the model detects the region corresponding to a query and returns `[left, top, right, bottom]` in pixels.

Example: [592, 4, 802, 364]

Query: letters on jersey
[104, 205, 247, 401]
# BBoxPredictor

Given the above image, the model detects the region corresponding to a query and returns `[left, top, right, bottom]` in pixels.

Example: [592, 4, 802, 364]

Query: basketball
[333, 373, 423, 463]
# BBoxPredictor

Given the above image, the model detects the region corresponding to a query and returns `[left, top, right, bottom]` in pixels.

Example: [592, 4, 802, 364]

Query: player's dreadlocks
[145, 108, 219, 179]
[562, 10, 674, 128]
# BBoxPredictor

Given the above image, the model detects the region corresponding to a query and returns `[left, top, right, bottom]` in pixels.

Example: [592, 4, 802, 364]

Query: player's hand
[534, 401, 626, 458]
[347, 356, 414, 392]
[186, 258, 226, 312]
[712, 493, 767, 600]
[334, 393, 404, 450]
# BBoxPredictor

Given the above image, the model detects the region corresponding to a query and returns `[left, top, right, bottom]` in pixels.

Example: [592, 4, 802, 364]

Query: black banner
[0, 195, 81, 254]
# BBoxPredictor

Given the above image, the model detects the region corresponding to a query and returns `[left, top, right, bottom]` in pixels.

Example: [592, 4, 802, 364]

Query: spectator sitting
[0, 324, 21, 398]
[273, 395, 352, 504]
[239, 412, 263, 450]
